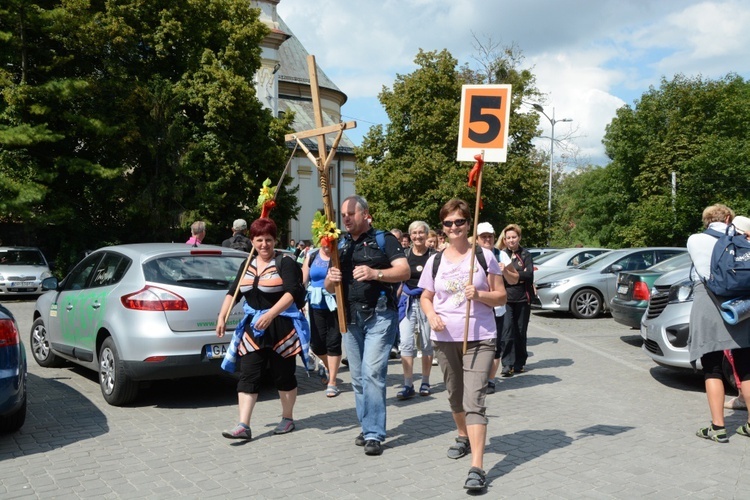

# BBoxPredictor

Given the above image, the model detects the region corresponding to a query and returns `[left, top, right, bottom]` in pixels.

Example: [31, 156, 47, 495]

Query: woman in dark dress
[216, 218, 309, 440]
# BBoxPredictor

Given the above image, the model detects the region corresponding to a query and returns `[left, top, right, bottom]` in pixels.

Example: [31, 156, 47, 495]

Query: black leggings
[701, 348, 750, 381]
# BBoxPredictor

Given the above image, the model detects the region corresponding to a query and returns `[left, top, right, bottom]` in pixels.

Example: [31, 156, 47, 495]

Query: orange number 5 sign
[457, 85, 512, 163]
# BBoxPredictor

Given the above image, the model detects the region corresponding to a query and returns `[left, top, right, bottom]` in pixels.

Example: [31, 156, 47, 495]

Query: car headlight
[668, 279, 694, 303]
[41, 270, 53, 280]
[547, 279, 569, 288]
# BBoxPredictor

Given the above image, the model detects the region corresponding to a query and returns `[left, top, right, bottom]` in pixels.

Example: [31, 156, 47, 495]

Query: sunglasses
[442, 218, 467, 228]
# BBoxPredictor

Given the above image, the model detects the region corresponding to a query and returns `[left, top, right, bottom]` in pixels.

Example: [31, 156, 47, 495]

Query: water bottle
[375, 290, 387, 312]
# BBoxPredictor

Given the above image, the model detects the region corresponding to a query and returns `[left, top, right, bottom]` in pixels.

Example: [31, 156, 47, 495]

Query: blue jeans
[344, 308, 397, 443]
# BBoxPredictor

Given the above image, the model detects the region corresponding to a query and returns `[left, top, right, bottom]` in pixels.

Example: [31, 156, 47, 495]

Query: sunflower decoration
[311, 211, 341, 249]
[257, 178, 277, 218]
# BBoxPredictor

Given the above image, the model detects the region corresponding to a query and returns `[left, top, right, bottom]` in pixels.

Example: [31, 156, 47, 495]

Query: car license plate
[617, 284, 628, 295]
[206, 343, 229, 360]
[640, 324, 648, 340]
[10, 281, 34, 287]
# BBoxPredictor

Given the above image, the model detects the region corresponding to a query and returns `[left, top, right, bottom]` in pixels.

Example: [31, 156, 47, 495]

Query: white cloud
[277, 0, 750, 165]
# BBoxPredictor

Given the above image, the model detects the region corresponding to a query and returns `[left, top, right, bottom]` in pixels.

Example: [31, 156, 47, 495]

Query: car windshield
[575, 250, 628, 270]
[532, 250, 563, 264]
[0, 249, 46, 266]
[647, 252, 691, 272]
[142, 255, 247, 290]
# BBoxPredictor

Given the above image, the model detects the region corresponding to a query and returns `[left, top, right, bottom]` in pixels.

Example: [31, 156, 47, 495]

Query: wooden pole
[463, 151, 485, 354]
[222, 145, 297, 324]
[307, 55, 348, 333]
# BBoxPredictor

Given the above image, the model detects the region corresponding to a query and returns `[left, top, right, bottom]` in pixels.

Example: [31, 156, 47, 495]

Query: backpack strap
[431, 250, 443, 281]
[375, 230, 387, 254]
[704, 228, 724, 239]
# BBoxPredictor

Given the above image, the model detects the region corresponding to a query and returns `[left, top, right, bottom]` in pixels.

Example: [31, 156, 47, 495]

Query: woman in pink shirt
[418, 198, 506, 492]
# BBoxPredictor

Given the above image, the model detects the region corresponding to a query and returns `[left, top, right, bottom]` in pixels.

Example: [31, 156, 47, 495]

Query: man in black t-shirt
[326, 195, 409, 456]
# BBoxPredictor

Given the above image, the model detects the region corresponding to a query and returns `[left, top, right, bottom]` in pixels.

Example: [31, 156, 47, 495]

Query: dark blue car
[0, 303, 27, 432]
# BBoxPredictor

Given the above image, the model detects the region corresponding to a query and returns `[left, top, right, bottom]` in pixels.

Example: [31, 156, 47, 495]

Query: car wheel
[0, 394, 26, 433]
[99, 337, 139, 406]
[570, 289, 603, 319]
[30, 318, 65, 368]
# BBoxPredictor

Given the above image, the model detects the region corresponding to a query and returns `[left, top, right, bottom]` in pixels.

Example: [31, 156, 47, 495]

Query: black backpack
[431, 245, 489, 280]
[229, 234, 252, 252]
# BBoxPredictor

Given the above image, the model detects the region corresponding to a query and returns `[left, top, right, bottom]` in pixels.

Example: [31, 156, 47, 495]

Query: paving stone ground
[2, 300, 750, 499]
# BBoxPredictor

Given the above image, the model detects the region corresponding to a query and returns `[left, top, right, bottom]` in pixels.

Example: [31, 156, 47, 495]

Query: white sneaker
[306, 353, 317, 371]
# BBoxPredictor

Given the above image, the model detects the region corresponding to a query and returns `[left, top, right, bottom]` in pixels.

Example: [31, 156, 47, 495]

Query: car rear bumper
[610, 300, 646, 328]
[0, 360, 26, 416]
[121, 354, 227, 381]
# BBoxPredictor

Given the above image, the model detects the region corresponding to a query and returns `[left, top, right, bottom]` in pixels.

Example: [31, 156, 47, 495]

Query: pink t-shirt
[418, 247, 501, 343]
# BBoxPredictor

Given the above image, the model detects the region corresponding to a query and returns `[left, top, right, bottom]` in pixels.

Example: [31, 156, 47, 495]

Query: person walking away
[215, 218, 309, 440]
[186, 221, 206, 246]
[325, 195, 409, 456]
[687, 205, 750, 443]
[419, 199, 506, 491]
[498, 224, 534, 377]
[222, 219, 252, 252]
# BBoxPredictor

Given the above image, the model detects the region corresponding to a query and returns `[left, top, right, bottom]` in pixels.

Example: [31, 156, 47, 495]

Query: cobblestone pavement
[2, 299, 750, 499]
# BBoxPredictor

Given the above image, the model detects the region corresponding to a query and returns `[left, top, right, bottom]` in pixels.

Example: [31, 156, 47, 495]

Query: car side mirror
[41, 276, 59, 291]
[609, 264, 623, 273]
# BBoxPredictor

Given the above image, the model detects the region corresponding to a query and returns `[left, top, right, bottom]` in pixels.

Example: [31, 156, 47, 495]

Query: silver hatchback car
[30, 244, 248, 405]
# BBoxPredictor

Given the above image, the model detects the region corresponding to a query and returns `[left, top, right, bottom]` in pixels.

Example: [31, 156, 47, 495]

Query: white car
[0, 247, 53, 296]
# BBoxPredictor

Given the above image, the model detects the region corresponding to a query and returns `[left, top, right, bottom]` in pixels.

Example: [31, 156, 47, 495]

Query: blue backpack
[703, 227, 750, 297]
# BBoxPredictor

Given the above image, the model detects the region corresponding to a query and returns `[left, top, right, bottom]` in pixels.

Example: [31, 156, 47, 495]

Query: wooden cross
[284, 54, 356, 333]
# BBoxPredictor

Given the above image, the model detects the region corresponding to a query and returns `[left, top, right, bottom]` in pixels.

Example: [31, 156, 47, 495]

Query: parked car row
[532, 247, 687, 319]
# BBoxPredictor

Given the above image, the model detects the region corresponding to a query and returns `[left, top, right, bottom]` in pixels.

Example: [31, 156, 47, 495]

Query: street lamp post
[533, 104, 572, 246]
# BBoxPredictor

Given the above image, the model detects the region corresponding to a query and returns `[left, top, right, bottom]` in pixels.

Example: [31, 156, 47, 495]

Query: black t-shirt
[338, 227, 405, 313]
[405, 248, 433, 289]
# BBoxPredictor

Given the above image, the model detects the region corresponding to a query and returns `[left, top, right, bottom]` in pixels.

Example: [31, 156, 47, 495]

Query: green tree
[602, 74, 750, 246]
[355, 46, 549, 245]
[0, 0, 296, 268]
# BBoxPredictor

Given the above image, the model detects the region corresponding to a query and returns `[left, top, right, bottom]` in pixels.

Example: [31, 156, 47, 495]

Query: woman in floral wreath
[302, 212, 343, 397]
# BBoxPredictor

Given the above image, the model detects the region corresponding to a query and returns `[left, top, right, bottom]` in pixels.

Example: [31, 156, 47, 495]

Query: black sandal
[463, 467, 486, 491]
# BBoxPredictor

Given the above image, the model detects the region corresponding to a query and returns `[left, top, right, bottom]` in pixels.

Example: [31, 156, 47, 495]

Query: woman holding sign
[418, 198, 506, 491]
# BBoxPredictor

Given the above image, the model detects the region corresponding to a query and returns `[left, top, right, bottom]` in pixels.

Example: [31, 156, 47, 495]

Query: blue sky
[277, 0, 750, 167]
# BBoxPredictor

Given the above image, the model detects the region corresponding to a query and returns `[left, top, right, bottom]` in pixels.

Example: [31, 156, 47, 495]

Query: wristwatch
[377, 271, 384, 281]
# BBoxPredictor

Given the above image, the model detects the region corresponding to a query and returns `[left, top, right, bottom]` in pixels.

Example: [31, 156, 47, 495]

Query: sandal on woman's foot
[325, 385, 340, 398]
[463, 467, 486, 491]
[419, 383, 431, 396]
[273, 418, 295, 435]
[447, 436, 470, 459]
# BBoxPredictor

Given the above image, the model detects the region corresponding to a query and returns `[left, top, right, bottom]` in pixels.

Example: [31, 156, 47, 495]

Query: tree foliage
[597, 73, 750, 247]
[0, 0, 296, 268]
[355, 46, 549, 245]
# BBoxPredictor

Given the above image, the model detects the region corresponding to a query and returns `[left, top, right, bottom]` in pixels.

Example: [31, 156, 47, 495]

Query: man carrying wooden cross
[325, 195, 409, 456]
